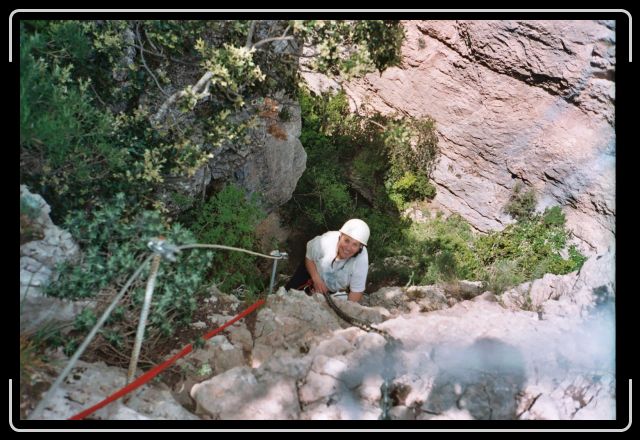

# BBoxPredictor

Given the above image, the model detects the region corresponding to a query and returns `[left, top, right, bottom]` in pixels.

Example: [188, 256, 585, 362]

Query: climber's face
[337, 233, 362, 260]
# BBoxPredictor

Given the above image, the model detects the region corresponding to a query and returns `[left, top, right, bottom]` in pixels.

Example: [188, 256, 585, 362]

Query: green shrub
[543, 205, 566, 226]
[189, 184, 267, 295]
[343, 207, 407, 267]
[483, 259, 525, 295]
[380, 116, 439, 209]
[142, 20, 213, 57]
[384, 117, 438, 182]
[474, 206, 586, 283]
[73, 309, 97, 332]
[408, 214, 480, 280]
[45, 193, 215, 339]
[388, 171, 437, 208]
[19, 23, 146, 220]
[290, 89, 438, 238]
[302, 169, 354, 230]
[290, 91, 357, 232]
[504, 182, 537, 220]
[352, 146, 387, 190]
[19, 21, 216, 222]
[298, 90, 354, 137]
[351, 20, 405, 72]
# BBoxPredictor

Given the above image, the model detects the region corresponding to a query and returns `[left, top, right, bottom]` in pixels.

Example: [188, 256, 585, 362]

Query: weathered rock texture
[28, 250, 614, 420]
[31, 359, 199, 420]
[159, 95, 306, 213]
[306, 20, 616, 255]
[190, 251, 614, 420]
[186, 251, 614, 420]
[232, 96, 307, 210]
[19, 185, 89, 333]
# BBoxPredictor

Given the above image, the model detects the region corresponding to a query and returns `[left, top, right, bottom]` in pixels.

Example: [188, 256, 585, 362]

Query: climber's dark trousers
[285, 262, 313, 292]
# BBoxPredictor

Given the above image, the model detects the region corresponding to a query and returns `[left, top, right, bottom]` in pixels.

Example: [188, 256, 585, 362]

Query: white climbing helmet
[339, 219, 370, 246]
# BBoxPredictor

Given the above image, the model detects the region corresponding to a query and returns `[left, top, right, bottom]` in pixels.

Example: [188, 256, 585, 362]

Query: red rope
[69, 298, 266, 420]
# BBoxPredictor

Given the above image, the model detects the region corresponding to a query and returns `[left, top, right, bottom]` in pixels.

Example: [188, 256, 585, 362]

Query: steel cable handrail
[28, 252, 156, 420]
[28, 239, 288, 420]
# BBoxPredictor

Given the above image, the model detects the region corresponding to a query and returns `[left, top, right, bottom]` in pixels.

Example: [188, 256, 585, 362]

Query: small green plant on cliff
[474, 206, 586, 293]
[504, 181, 537, 221]
[188, 184, 267, 294]
[482, 259, 525, 295]
[382, 116, 439, 209]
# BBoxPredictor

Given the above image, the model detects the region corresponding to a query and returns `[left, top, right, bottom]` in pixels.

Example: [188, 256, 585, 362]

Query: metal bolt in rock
[269, 250, 288, 294]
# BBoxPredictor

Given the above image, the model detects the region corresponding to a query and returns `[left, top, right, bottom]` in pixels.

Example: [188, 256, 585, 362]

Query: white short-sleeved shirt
[305, 231, 369, 293]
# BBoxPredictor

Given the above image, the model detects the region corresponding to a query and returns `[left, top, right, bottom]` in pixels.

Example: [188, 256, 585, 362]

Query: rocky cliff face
[19, 186, 90, 333]
[22, 194, 614, 421]
[231, 96, 307, 210]
[160, 94, 306, 213]
[306, 20, 616, 255]
[30, 250, 615, 420]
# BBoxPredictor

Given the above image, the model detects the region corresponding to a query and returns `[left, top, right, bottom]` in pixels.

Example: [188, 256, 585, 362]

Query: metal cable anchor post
[147, 237, 181, 262]
[125, 237, 176, 388]
[268, 250, 288, 295]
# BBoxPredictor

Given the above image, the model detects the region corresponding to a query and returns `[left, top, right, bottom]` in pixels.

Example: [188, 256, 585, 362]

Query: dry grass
[20, 335, 47, 384]
[267, 122, 288, 140]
